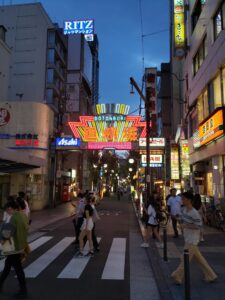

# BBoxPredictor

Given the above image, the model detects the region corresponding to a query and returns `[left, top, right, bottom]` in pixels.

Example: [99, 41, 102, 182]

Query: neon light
[68, 115, 146, 142]
[56, 137, 80, 147]
[63, 19, 94, 35]
[139, 138, 165, 147]
[88, 142, 132, 150]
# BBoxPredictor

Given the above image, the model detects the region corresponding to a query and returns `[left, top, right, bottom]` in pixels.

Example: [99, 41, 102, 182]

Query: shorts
[147, 223, 158, 228]
[81, 218, 94, 231]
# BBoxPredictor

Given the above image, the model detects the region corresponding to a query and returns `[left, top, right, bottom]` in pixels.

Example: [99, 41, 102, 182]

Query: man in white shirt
[167, 188, 182, 237]
[171, 192, 217, 285]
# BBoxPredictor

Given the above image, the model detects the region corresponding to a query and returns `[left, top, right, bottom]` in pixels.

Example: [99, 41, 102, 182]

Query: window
[208, 82, 214, 114]
[192, 0, 205, 31]
[48, 31, 55, 45]
[197, 95, 204, 123]
[47, 69, 54, 83]
[214, 2, 225, 39]
[46, 89, 53, 104]
[203, 89, 209, 118]
[193, 36, 207, 76]
[47, 49, 55, 64]
[223, 68, 225, 105]
[213, 74, 222, 108]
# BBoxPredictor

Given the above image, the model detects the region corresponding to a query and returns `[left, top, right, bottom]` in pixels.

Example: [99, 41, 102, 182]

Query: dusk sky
[12, 0, 170, 114]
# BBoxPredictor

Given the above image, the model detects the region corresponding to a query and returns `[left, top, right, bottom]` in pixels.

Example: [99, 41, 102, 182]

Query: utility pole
[130, 77, 151, 201]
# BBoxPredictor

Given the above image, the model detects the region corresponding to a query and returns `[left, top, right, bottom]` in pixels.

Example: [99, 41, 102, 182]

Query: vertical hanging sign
[171, 144, 180, 180]
[174, 0, 185, 57]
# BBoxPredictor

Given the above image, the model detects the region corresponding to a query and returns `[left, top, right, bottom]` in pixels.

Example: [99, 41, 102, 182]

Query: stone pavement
[133, 203, 225, 300]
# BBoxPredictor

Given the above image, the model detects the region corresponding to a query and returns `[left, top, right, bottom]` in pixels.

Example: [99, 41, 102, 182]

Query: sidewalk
[133, 203, 225, 300]
[0, 202, 75, 234]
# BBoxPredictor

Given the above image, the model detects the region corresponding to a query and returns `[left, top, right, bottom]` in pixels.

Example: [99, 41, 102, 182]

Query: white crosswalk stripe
[1, 236, 127, 281]
[0, 236, 53, 272]
[24, 237, 73, 278]
[101, 238, 126, 280]
[58, 238, 101, 279]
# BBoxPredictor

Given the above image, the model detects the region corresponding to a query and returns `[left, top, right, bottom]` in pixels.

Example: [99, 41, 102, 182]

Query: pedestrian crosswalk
[0, 236, 127, 281]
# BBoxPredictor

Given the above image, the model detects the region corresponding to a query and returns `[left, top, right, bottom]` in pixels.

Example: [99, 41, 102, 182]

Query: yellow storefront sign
[199, 108, 224, 146]
[174, 13, 185, 48]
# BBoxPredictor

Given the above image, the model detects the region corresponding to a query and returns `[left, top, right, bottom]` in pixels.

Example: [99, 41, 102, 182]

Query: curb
[132, 201, 175, 300]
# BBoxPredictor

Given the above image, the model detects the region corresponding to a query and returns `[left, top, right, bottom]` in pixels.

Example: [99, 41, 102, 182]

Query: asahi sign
[56, 137, 80, 148]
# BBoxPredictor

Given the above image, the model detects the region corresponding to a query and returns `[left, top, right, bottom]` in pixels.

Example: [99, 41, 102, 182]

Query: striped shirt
[181, 207, 202, 245]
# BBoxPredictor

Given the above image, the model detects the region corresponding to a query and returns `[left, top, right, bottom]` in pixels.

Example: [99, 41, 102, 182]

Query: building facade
[184, 0, 225, 203]
[0, 3, 67, 209]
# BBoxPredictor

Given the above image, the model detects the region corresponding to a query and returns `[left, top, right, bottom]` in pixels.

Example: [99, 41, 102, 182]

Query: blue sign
[56, 137, 80, 147]
[63, 20, 94, 35]
[0, 134, 11, 139]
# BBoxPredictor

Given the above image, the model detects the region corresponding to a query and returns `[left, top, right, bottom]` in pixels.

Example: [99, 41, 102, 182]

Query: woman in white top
[141, 199, 163, 248]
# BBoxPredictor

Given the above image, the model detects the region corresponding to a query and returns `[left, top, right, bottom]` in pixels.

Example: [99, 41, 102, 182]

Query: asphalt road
[0, 195, 160, 300]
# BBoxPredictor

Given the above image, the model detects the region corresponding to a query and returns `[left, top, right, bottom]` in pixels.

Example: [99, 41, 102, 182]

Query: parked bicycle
[206, 204, 225, 232]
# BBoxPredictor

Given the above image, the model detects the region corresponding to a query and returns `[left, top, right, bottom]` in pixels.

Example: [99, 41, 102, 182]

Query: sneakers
[140, 242, 149, 248]
[76, 251, 84, 257]
[85, 251, 94, 258]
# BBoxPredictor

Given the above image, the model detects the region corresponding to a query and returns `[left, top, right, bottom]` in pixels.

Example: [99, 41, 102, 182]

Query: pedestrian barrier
[163, 227, 168, 261]
[184, 249, 191, 300]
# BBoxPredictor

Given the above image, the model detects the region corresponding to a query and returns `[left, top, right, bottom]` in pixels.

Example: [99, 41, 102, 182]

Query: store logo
[56, 137, 80, 147]
[0, 108, 10, 127]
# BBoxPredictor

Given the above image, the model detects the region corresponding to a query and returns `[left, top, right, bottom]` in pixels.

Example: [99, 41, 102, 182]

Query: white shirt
[181, 207, 202, 245]
[147, 205, 158, 225]
[24, 200, 30, 218]
[167, 196, 182, 216]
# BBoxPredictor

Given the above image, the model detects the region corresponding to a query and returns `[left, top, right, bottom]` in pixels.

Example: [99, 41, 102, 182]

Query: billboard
[141, 154, 163, 167]
[180, 140, 190, 177]
[63, 19, 94, 41]
[56, 137, 80, 148]
[139, 137, 165, 147]
[171, 144, 180, 180]
[68, 104, 146, 150]
[174, 0, 185, 57]
[199, 108, 224, 146]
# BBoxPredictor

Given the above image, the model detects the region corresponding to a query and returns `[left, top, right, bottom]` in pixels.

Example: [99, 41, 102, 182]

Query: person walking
[0, 200, 29, 297]
[141, 198, 163, 248]
[193, 194, 207, 242]
[171, 192, 217, 285]
[77, 198, 94, 257]
[72, 193, 86, 246]
[90, 197, 100, 252]
[167, 188, 182, 238]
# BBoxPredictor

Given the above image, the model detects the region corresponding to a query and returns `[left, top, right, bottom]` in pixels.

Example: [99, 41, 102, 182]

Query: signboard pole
[146, 96, 151, 199]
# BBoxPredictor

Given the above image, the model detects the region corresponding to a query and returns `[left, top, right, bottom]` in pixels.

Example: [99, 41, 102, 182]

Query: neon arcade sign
[68, 104, 147, 150]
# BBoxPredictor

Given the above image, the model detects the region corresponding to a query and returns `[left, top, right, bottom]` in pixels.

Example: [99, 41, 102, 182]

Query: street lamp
[129, 168, 133, 172]
[103, 164, 108, 169]
[128, 158, 135, 164]
[93, 164, 98, 169]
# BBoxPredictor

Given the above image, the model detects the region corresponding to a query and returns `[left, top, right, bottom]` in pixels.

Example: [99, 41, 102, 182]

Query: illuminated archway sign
[68, 104, 147, 150]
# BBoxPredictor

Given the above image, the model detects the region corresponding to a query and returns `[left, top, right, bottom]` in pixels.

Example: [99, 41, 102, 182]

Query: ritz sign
[63, 20, 94, 35]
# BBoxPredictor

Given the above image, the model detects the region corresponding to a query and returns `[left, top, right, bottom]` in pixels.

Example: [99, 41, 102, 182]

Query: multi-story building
[58, 34, 99, 194]
[184, 0, 225, 203]
[0, 26, 10, 102]
[0, 3, 67, 209]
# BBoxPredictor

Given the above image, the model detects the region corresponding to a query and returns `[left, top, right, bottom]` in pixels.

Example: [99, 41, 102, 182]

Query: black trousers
[92, 224, 99, 249]
[0, 254, 26, 290]
[73, 217, 84, 242]
[171, 216, 179, 237]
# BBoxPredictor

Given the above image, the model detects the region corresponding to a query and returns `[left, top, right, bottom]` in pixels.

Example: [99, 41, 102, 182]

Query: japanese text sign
[199, 108, 224, 146]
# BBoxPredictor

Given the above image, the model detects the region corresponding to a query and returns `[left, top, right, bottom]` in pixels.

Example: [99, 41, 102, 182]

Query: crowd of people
[140, 188, 217, 285]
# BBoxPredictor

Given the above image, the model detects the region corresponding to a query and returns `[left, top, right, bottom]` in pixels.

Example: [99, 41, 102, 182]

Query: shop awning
[0, 147, 46, 173]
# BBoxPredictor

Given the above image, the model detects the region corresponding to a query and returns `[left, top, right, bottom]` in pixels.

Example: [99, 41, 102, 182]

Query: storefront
[189, 107, 225, 205]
